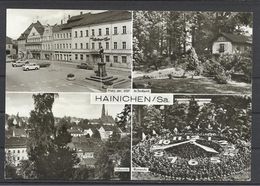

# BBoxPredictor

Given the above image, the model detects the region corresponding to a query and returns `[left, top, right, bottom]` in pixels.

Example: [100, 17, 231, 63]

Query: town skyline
[7, 9, 105, 39]
[6, 93, 125, 119]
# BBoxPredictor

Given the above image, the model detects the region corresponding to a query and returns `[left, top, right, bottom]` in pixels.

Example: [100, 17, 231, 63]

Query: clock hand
[192, 141, 218, 153]
[151, 140, 191, 151]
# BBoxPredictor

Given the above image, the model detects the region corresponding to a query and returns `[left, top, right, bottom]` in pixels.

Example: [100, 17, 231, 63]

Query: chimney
[61, 20, 63, 25]
[80, 11, 83, 15]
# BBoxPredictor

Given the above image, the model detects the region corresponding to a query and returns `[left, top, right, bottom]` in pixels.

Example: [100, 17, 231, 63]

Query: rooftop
[216, 32, 252, 45]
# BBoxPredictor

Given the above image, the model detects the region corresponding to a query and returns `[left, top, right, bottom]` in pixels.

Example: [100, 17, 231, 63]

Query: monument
[86, 47, 118, 83]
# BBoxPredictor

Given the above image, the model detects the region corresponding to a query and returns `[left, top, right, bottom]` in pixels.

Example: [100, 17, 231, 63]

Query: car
[12, 60, 29, 67]
[77, 63, 94, 70]
[6, 57, 16, 63]
[23, 63, 40, 71]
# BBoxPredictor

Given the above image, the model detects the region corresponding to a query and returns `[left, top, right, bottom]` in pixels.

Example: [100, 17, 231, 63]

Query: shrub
[168, 73, 173, 79]
[103, 81, 113, 86]
[67, 73, 75, 78]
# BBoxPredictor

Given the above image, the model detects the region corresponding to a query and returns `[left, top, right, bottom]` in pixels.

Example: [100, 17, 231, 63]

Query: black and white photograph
[5, 93, 131, 180]
[6, 9, 132, 92]
[132, 95, 251, 181]
[133, 11, 252, 94]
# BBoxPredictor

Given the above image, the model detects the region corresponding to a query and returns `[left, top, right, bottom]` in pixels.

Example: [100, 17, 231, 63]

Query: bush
[103, 81, 113, 86]
[168, 73, 173, 79]
[67, 73, 75, 78]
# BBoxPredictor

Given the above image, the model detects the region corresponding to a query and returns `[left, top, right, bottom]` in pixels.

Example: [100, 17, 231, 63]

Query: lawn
[133, 76, 251, 94]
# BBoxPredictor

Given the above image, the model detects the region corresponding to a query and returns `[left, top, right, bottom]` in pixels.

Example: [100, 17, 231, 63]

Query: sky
[6, 9, 105, 39]
[6, 93, 125, 119]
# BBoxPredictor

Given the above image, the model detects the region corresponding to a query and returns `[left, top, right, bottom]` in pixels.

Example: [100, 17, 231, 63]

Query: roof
[6, 36, 13, 44]
[17, 21, 44, 40]
[100, 115, 115, 124]
[12, 128, 27, 137]
[216, 32, 252, 45]
[52, 24, 63, 33]
[5, 137, 27, 148]
[62, 10, 131, 29]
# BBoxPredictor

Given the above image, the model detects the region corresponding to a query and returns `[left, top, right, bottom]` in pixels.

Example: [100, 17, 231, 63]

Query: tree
[116, 104, 131, 132]
[25, 93, 78, 180]
[186, 98, 200, 130]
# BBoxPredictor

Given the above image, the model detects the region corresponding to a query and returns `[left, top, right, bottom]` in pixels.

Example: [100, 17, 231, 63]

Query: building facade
[42, 25, 54, 60]
[212, 32, 252, 55]
[25, 21, 44, 59]
[53, 24, 72, 61]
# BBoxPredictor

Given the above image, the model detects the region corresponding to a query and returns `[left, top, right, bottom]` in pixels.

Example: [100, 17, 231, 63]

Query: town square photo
[133, 11, 253, 94]
[5, 93, 131, 180]
[6, 9, 132, 92]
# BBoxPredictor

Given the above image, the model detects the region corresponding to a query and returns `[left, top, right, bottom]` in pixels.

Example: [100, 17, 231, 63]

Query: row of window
[27, 38, 41, 43]
[7, 149, 26, 153]
[74, 41, 127, 50]
[74, 26, 127, 38]
[12, 156, 26, 161]
[53, 41, 128, 50]
[54, 53, 128, 63]
[54, 32, 72, 39]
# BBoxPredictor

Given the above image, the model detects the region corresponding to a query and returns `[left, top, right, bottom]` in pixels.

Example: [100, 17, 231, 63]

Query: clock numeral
[168, 156, 177, 163]
[158, 140, 170, 145]
[154, 151, 164, 157]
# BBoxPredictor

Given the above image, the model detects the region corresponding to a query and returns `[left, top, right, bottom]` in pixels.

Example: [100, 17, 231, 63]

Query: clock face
[132, 133, 247, 180]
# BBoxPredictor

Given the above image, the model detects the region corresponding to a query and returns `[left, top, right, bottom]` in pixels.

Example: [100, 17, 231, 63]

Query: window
[113, 56, 118, 63]
[122, 56, 127, 63]
[92, 43, 95, 49]
[106, 42, 109, 50]
[122, 42, 126, 49]
[98, 28, 102, 36]
[80, 54, 83, 60]
[17, 157, 20, 160]
[113, 27, 118, 35]
[98, 42, 102, 49]
[75, 43, 78, 49]
[63, 33, 65, 38]
[92, 29, 95, 36]
[114, 42, 117, 49]
[86, 30, 88, 37]
[75, 54, 78, 60]
[70, 44, 71, 49]
[63, 44, 65, 49]
[219, 44, 225, 53]
[105, 55, 110, 62]
[75, 31, 78, 38]
[80, 43, 83, 49]
[66, 33, 68, 38]
[80, 30, 83, 37]
[86, 43, 89, 49]
[18, 150, 20, 153]
[70, 33, 72, 38]
[66, 43, 68, 49]
[57, 34, 59, 39]
[122, 26, 126, 34]
[57, 44, 59, 49]
[106, 28, 109, 35]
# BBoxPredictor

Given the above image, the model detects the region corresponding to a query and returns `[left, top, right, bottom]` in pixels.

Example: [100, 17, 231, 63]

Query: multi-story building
[25, 21, 44, 59]
[42, 25, 54, 60]
[6, 37, 17, 56]
[5, 137, 28, 167]
[17, 11, 132, 69]
[53, 22, 72, 61]
[63, 11, 132, 68]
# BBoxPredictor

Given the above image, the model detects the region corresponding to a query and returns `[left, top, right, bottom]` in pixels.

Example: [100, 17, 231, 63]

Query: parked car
[38, 62, 51, 68]
[77, 63, 94, 70]
[23, 63, 40, 71]
[6, 57, 16, 63]
[12, 60, 29, 67]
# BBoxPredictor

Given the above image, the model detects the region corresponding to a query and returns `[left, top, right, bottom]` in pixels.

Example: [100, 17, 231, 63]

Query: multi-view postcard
[5, 9, 252, 182]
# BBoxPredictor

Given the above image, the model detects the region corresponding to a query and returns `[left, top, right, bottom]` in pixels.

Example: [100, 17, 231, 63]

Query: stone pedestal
[86, 62, 118, 83]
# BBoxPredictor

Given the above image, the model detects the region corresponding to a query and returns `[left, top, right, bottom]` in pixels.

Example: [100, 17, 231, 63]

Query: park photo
[6, 9, 132, 92]
[132, 95, 251, 181]
[133, 11, 253, 94]
[5, 93, 131, 180]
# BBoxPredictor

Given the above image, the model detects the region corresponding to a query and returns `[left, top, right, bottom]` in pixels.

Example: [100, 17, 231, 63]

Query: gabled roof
[216, 32, 252, 45]
[6, 36, 13, 44]
[17, 21, 44, 40]
[5, 137, 27, 148]
[62, 10, 131, 29]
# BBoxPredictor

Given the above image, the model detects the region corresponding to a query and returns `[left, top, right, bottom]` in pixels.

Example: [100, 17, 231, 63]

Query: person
[99, 46, 104, 63]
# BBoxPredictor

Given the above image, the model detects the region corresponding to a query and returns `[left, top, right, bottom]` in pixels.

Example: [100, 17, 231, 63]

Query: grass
[133, 76, 251, 94]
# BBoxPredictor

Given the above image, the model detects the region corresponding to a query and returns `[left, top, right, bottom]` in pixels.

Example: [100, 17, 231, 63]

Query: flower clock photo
[132, 133, 250, 181]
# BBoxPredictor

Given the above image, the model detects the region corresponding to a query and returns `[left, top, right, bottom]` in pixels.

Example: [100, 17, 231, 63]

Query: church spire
[101, 104, 106, 119]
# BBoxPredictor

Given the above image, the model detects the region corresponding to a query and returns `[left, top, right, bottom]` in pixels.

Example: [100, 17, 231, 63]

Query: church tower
[101, 104, 106, 119]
